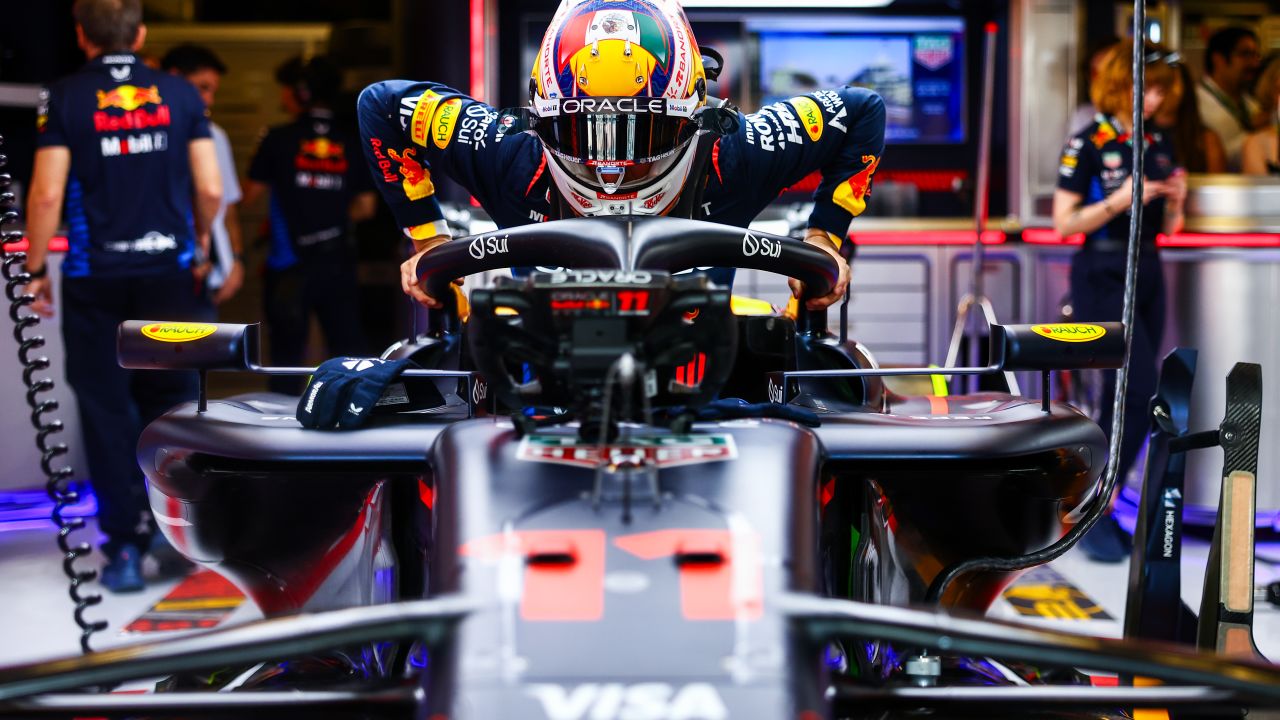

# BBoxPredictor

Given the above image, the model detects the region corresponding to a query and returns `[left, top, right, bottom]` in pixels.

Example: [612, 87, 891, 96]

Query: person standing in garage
[162, 44, 246, 308]
[22, 0, 223, 591]
[1242, 52, 1280, 175]
[1197, 26, 1264, 172]
[242, 55, 377, 394]
[1052, 42, 1186, 563]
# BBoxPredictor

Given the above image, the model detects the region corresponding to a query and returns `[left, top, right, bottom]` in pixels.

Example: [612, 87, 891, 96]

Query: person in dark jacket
[243, 55, 377, 394]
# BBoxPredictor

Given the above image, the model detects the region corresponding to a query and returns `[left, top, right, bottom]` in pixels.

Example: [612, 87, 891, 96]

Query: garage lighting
[682, 0, 894, 7]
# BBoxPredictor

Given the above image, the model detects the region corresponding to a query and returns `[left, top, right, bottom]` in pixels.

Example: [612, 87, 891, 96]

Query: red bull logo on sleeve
[832, 155, 880, 217]
[387, 147, 435, 201]
[369, 137, 398, 184]
[94, 84, 170, 133]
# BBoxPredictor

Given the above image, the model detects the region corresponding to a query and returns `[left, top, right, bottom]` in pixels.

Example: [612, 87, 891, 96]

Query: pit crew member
[24, 0, 223, 591]
[243, 55, 377, 394]
[1052, 42, 1186, 563]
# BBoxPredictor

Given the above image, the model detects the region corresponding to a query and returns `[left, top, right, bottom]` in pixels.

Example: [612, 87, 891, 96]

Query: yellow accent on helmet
[529, 0, 707, 105]
[570, 41, 658, 97]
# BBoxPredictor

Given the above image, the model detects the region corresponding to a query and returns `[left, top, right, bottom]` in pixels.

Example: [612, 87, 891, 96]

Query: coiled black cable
[0, 134, 106, 652]
[926, 1, 1148, 603]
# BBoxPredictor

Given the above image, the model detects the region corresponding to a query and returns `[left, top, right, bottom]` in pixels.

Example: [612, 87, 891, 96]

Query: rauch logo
[141, 323, 217, 343]
[1031, 324, 1107, 343]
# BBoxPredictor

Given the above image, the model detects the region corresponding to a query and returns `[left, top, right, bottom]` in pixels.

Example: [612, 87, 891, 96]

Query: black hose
[926, 2, 1147, 602]
[0, 135, 106, 651]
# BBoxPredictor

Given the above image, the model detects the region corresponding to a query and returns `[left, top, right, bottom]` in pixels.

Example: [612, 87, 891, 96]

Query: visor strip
[627, 114, 636, 161]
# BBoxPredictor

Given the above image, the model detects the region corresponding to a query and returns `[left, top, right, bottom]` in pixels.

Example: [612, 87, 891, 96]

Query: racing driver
[358, 0, 885, 309]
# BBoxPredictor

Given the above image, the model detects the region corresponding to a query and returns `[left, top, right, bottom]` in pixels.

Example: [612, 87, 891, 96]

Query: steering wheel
[416, 216, 839, 305]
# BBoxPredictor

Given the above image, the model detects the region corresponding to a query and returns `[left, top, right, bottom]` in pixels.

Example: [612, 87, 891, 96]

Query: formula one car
[1, 217, 1277, 719]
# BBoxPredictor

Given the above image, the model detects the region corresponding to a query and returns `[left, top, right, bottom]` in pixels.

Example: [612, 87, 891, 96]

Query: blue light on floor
[0, 484, 97, 530]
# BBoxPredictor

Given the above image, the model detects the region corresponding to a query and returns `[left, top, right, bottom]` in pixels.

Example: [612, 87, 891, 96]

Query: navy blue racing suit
[36, 52, 212, 555]
[356, 82, 886, 271]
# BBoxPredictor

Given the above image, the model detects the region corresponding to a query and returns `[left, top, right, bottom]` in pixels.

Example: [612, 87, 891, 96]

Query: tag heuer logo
[914, 36, 954, 71]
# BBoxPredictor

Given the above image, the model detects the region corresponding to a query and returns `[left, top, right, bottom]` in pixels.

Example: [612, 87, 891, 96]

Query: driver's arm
[357, 80, 533, 242]
[359, 80, 532, 307]
[399, 233, 451, 308]
[724, 86, 886, 308]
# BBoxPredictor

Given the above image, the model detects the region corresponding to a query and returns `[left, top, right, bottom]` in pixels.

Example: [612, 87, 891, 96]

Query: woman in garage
[1052, 41, 1187, 563]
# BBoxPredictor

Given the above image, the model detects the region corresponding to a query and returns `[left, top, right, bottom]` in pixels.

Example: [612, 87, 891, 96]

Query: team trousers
[263, 260, 366, 395]
[1069, 249, 1167, 488]
[61, 271, 209, 554]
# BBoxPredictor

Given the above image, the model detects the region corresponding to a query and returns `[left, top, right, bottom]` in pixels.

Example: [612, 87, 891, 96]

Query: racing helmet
[530, 0, 708, 217]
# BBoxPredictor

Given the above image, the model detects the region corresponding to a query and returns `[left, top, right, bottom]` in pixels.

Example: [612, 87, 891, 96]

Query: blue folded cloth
[659, 398, 821, 427]
[297, 357, 413, 429]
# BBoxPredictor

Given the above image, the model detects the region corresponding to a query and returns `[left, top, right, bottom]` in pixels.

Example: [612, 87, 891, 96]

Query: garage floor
[0, 517, 1276, 670]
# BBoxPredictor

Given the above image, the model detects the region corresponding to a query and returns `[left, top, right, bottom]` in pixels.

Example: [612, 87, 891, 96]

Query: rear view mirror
[118, 321, 259, 371]
[992, 323, 1126, 372]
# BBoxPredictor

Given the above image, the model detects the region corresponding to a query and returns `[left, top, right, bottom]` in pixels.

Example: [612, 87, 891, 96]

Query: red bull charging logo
[295, 138, 348, 174]
[97, 85, 162, 111]
[94, 84, 170, 133]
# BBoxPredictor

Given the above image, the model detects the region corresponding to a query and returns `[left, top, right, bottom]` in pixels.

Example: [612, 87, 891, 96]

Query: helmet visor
[533, 96, 697, 166]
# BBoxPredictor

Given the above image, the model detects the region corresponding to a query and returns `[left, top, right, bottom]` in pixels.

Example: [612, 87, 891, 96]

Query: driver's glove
[297, 357, 413, 430]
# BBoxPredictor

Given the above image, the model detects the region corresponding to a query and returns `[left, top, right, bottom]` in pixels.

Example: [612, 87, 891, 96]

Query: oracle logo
[561, 97, 665, 115]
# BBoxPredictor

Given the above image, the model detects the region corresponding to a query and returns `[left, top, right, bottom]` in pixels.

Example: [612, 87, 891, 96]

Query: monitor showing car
[751, 16, 967, 145]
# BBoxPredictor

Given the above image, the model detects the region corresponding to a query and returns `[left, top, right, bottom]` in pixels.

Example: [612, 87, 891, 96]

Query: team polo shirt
[248, 110, 373, 271]
[1057, 114, 1177, 247]
[36, 53, 211, 278]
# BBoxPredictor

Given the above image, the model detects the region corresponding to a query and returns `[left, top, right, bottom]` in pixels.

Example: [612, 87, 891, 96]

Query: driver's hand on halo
[400, 234, 459, 309]
[788, 228, 851, 311]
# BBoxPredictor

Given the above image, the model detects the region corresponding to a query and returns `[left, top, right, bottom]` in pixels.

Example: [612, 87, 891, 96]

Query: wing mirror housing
[992, 323, 1126, 372]
[117, 321, 259, 371]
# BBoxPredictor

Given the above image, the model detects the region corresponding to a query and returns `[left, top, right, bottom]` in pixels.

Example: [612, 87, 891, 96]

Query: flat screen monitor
[751, 16, 967, 144]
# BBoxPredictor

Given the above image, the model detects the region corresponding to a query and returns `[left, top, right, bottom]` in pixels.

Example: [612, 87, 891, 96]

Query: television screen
[752, 17, 966, 144]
